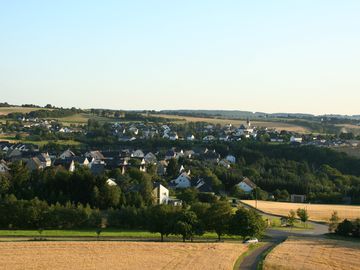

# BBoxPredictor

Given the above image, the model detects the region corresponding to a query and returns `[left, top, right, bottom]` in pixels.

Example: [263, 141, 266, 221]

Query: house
[290, 136, 303, 144]
[85, 151, 105, 161]
[74, 157, 91, 167]
[90, 162, 106, 175]
[152, 182, 169, 205]
[60, 149, 76, 160]
[6, 149, 22, 161]
[37, 152, 52, 167]
[0, 160, 10, 174]
[169, 132, 179, 141]
[219, 159, 231, 169]
[157, 160, 168, 176]
[169, 172, 192, 189]
[26, 157, 44, 171]
[132, 149, 145, 159]
[165, 149, 177, 160]
[290, 194, 306, 203]
[186, 135, 195, 141]
[203, 135, 216, 141]
[194, 178, 214, 193]
[54, 159, 76, 172]
[144, 152, 157, 165]
[106, 178, 118, 186]
[237, 177, 257, 193]
[226, 155, 236, 164]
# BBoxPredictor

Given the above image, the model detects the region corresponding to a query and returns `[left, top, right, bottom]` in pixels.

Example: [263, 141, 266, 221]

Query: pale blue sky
[0, 1, 359, 114]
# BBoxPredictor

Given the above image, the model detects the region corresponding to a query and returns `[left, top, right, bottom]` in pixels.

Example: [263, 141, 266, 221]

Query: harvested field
[0, 241, 247, 270]
[0, 107, 49, 115]
[153, 114, 310, 133]
[241, 200, 360, 222]
[263, 237, 360, 270]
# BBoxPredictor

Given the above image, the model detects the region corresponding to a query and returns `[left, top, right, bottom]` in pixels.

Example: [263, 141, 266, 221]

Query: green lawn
[0, 229, 244, 241]
[267, 217, 314, 230]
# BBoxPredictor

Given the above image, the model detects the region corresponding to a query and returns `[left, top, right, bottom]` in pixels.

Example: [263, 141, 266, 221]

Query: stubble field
[241, 200, 360, 222]
[263, 237, 360, 270]
[0, 241, 246, 270]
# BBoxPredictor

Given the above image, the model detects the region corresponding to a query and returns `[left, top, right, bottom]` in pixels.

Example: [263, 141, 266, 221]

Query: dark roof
[91, 163, 106, 175]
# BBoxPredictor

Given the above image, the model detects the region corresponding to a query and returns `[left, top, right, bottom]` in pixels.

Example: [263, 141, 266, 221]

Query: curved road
[238, 206, 328, 270]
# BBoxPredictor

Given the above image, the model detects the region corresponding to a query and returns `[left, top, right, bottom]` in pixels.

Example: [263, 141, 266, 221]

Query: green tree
[174, 210, 202, 242]
[336, 219, 353, 237]
[297, 208, 309, 227]
[206, 200, 233, 241]
[329, 211, 340, 233]
[288, 210, 296, 228]
[147, 205, 178, 242]
[229, 207, 266, 239]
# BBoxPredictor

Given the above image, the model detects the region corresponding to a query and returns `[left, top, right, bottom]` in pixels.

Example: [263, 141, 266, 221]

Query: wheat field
[263, 237, 360, 270]
[0, 241, 247, 270]
[241, 200, 360, 222]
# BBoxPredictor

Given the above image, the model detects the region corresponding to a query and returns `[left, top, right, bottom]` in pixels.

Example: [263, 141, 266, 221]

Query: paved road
[238, 204, 328, 269]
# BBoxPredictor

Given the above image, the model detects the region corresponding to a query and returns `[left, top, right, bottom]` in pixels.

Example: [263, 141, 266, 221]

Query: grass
[242, 200, 360, 223]
[0, 229, 244, 241]
[267, 217, 314, 230]
[233, 243, 265, 270]
[0, 134, 82, 147]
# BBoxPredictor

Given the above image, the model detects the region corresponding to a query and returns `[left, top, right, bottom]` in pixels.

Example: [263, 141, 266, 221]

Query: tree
[297, 208, 309, 227]
[205, 200, 233, 241]
[336, 219, 353, 237]
[229, 207, 266, 239]
[166, 159, 179, 179]
[329, 211, 340, 233]
[288, 210, 296, 228]
[174, 210, 202, 242]
[147, 205, 178, 242]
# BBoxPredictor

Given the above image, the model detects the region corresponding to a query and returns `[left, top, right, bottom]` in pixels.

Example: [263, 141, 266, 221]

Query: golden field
[241, 200, 360, 222]
[0, 241, 247, 270]
[0, 107, 50, 115]
[263, 237, 360, 270]
[152, 114, 310, 133]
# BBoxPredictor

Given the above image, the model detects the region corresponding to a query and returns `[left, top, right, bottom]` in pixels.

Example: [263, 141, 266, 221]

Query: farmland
[152, 114, 311, 133]
[263, 237, 360, 270]
[0, 107, 50, 116]
[0, 241, 247, 270]
[241, 200, 360, 222]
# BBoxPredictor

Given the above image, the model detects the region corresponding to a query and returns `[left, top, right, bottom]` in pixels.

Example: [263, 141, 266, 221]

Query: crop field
[0, 107, 50, 115]
[241, 200, 360, 222]
[0, 241, 247, 270]
[263, 237, 360, 270]
[153, 114, 310, 133]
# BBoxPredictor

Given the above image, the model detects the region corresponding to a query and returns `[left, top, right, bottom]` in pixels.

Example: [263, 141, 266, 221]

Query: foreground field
[0, 241, 246, 270]
[263, 237, 360, 270]
[153, 114, 310, 133]
[242, 200, 360, 222]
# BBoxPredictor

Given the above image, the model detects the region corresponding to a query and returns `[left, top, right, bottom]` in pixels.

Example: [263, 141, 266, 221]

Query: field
[242, 200, 360, 222]
[0, 107, 49, 116]
[0, 241, 246, 270]
[263, 237, 360, 270]
[153, 114, 310, 133]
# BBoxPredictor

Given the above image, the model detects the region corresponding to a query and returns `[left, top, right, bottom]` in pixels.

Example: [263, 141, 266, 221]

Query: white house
[226, 155, 236, 164]
[144, 152, 157, 164]
[237, 177, 257, 193]
[203, 135, 216, 141]
[152, 183, 169, 205]
[0, 161, 9, 174]
[290, 136, 303, 144]
[60, 149, 75, 160]
[186, 135, 195, 141]
[106, 178, 118, 186]
[132, 149, 145, 158]
[169, 172, 191, 189]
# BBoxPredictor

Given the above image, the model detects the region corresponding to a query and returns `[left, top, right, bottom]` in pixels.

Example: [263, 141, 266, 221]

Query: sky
[0, 1, 360, 115]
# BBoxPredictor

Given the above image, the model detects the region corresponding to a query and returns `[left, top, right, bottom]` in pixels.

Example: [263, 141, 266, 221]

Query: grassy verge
[325, 233, 360, 243]
[233, 243, 266, 270]
[266, 216, 314, 230]
[0, 229, 245, 241]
